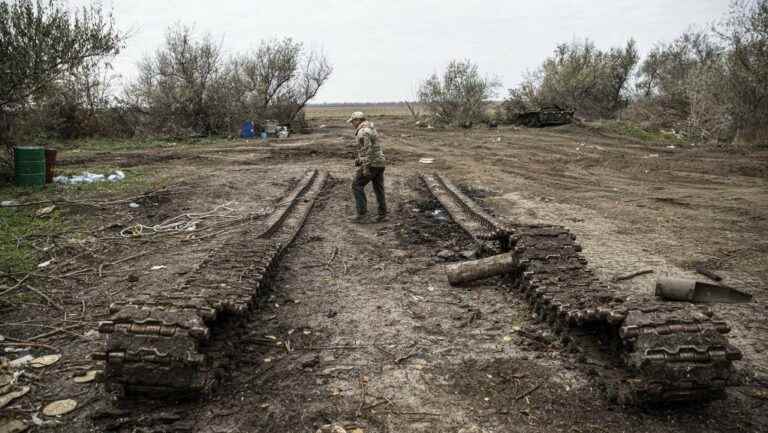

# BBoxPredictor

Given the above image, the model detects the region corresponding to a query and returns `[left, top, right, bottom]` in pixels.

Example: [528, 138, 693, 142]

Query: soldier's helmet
[346, 111, 366, 123]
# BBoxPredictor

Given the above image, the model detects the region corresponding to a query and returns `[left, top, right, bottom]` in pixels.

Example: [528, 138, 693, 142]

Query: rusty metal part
[95, 169, 328, 399]
[421, 172, 743, 405]
[695, 265, 723, 282]
[514, 105, 575, 128]
[613, 269, 654, 282]
[655, 277, 753, 304]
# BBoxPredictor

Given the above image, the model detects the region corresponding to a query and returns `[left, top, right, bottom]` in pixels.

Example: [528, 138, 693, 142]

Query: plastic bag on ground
[55, 170, 126, 185]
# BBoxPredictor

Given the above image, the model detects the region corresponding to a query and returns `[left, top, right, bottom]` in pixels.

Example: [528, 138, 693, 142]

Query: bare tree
[418, 60, 501, 126]
[130, 31, 332, 135]
[229, 43, 331, 128]
[0, 0, 122, 165]
[279, 50, 333, 123]
[0, 0, 122, 110]
[404, 101, 422, 121]
[605, 40, 640, 114]
[230, 38, 301, 114]
[127, 25, 227, 135]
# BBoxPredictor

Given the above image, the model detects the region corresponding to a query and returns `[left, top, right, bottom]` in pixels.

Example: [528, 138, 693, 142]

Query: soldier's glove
[354, 158, 362, 167]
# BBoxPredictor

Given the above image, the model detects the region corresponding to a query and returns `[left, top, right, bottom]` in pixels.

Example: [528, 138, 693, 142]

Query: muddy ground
[1, 118, 767, 432]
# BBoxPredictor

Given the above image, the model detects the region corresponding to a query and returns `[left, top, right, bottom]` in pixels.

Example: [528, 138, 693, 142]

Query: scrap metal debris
[316, 423, 365, 433]
[8, 356, 33, 368]
[36, 260, 54, 269]
[73, 370, 100, 384]
[0, 419, 28, 433]
[34, 205, 55, 218]
[695, 264, 723, 282]
[42, 399, 78, 417]
[316, 425, 347, 433]
[612, 269, 654, 282]
[0, 386, 29, 409]
[30, 354, 61, 368]
[655, 277, 753, 303]
[30, 413, 56, 427]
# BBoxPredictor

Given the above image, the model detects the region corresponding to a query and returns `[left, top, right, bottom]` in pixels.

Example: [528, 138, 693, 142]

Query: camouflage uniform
[352, 120, 387, 217]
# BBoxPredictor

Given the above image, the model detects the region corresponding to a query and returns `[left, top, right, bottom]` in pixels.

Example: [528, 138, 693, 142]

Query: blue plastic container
[240, 120, 255, 139]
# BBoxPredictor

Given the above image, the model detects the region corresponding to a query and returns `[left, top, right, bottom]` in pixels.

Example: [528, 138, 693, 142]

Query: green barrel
[14, 146, 46, 187]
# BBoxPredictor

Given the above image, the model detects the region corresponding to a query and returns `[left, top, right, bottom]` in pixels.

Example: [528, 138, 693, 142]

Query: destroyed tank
[422, 173, 742, 404]
[515, 105, 574, 127]
[93, 169, 327, 398]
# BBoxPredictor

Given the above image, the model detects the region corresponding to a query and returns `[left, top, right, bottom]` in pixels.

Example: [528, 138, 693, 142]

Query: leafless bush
[125, 25, 228, 137]
[229, 38, 301, 117]
[126, 31, 332, 136]
[403, 101, 423, 121]
[418, 60, 501, 127]
[266, 49, 333, 130]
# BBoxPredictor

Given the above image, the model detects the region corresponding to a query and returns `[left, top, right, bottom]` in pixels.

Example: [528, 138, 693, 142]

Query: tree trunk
[445, 253, 516, 286]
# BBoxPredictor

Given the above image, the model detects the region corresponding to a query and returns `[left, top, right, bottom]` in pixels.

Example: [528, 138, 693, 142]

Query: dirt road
[1, 119, 766, 432]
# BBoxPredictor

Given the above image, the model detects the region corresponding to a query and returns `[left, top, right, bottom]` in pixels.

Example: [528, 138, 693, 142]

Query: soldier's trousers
[352, 166, 387, 216]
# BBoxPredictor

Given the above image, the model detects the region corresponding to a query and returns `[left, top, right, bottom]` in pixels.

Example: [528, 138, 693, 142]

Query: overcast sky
[72, 0, 732, 103]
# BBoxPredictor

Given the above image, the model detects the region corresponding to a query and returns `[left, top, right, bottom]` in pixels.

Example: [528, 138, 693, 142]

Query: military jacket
[355, 121, 385, 168]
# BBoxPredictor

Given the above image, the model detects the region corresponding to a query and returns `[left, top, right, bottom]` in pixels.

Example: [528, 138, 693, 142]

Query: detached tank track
[422, 173, 742, 404]
[421, 174, 512, 243]
[93, 169, 328, 398]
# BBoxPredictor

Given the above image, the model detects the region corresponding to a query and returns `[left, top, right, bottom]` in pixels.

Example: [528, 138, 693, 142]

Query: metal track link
[95, 169, 327, 398]
[422, 173, 512, 243]
[421, 172, 743, 404]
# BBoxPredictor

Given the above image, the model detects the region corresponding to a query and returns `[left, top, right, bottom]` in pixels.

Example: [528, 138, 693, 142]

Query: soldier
[347, 111, 387, 223]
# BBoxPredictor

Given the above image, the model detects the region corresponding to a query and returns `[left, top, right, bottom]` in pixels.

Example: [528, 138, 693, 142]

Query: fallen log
[445, 253, 516, 286]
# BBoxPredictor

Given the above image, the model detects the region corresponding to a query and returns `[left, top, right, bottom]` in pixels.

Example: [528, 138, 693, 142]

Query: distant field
[305, 103, 419, 120]
[306, 102, 503, 122]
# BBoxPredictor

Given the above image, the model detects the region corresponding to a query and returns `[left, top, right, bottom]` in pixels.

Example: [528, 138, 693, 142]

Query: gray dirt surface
[1, 118, 767, 433]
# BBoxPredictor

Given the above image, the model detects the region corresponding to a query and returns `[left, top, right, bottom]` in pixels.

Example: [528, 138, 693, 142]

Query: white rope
[120, 202, 239, 238]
